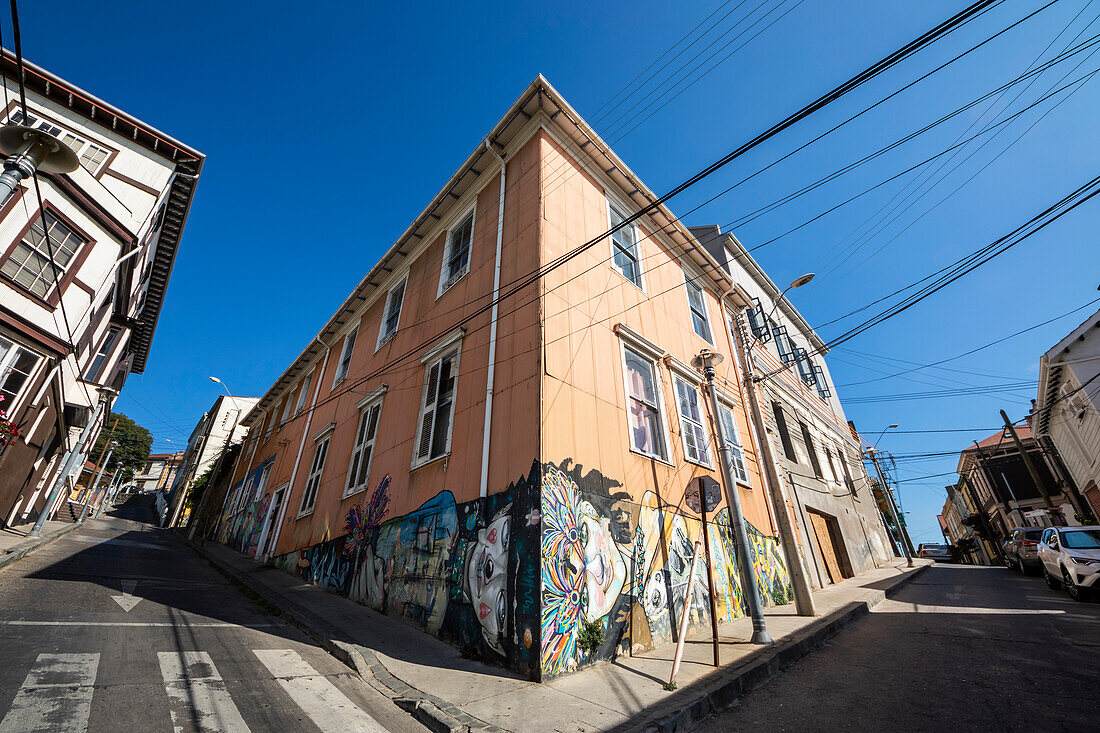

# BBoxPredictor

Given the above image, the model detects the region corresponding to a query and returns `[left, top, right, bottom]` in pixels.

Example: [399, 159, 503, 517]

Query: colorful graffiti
[539, 460, 792, 678]
[219, 459, 274, 555]
[273, 464, 542, 679]
[262, 458, 791, 681]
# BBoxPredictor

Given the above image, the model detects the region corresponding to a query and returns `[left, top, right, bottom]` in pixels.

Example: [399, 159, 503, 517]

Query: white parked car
[1037, 527, 1100, 602]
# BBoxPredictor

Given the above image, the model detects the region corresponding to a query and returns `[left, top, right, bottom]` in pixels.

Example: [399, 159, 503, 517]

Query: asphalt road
[0, 496, 420, 732]
[698, 563, 1100, 732]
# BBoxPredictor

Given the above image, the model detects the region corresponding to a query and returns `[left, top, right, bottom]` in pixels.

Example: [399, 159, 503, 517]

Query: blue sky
[20, 1, 1099, 547]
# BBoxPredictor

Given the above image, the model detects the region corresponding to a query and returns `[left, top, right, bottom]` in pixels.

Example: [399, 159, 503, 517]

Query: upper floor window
[684, 274, 713, 343]
[799, 421, 822, 478]
[8, 109, 111, 176]
[772, 402, 797, 462]
[279, 386, 296, 426]
[812, 363, 831, 400]
[377, 276, 406, 348]
[771, 321, 795, 364]
[333, 327, 358, 387]
[623, 345, 667, 460]
[345, 396, 383, 497]
[1, 210, 88, 299]
[439, 211, 473, 294]
[299, 433, 331, 516]
[0, 336, 40, 413]
[414, 346, 459, 466]
[672, 375, 710, 467]
[610, 205, 642, 289]
[85, 326, 121, 383]
[717, 401, 750, 484]
[294, 372, 312, 414]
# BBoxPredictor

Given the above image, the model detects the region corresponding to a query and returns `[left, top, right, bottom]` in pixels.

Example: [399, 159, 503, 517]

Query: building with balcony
[0, 52, 203, 527]
[1035, 307, 1100, 522]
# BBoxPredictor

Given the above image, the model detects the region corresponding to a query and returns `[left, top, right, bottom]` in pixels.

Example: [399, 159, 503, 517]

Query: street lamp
[693, 348, 771, 644]
[183, 376, 244, 539]
[871, 424, 899, 448]
[0, 124, 79, 206]
[209, 375, 243, 412]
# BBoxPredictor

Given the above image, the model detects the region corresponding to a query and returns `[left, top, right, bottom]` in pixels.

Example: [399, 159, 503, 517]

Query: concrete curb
[184, 538, 504, 733]
[0, 523, 81, 572]
[628, 563, 931, 733]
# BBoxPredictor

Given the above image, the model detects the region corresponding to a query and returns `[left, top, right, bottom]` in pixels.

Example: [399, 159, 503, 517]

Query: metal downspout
[480, 139, 506, 499]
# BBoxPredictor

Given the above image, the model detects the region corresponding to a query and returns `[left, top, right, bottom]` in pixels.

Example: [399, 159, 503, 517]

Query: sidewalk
[189, 537, 930, 733]
[0, 520, 81, 571]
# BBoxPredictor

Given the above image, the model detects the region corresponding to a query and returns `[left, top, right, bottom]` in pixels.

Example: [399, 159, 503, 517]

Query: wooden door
[810, 511, 843, 584]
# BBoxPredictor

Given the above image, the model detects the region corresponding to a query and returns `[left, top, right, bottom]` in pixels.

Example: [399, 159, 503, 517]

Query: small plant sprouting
[577, 619, 605, 656]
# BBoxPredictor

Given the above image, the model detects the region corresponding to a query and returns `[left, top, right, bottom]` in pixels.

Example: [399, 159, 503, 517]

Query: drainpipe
[479, 138, 506, 499]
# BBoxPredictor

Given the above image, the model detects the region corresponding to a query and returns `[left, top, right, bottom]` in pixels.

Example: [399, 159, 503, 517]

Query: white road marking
[0, 653, 99, 733]
[873, 601, 1066, 615]
[70, 535, 168, 551]
[0, 621, 283, 628]
[253, 649, 388, 732]
[111, 579, 142, 612]
[158, 651, 251, 733]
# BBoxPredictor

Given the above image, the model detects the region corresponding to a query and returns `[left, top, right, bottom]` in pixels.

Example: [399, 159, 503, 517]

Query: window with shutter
[333, 328, 358, 387]
[299, 435, 330, 515]
[771, 322, 795, 364]
[673, 375, 710, 466]
[622, 345, 667, 460]
[345, 399, 382, 497]
[746, 298, 770, 342]
[812, 364, 831, 399]
[717, 401, 750, 484]
[794, 348, 816, 386]
[414, 348, 459, 466]
[377, 277, 407, 348]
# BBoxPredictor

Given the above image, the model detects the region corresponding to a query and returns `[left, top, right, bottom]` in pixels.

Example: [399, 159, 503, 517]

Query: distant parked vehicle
[1038, 527, 1100, 602]
[917, 543, 953, 562]
[1002, 527, 1043, 574]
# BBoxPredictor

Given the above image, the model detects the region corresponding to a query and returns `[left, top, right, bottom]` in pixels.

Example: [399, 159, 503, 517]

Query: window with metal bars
[794, 348, 817, 386]
[746, 298, 770, 342]
[414, 348, 458, 466]
[771, 321, 795, 364]
[813, 364, 831, 399]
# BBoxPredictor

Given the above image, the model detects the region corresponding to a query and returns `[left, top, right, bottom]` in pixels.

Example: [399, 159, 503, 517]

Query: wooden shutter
[417, 361, 440, 460]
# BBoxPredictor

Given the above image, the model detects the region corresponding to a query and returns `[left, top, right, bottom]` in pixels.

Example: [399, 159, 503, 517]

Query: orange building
[211, 77, 794, 681]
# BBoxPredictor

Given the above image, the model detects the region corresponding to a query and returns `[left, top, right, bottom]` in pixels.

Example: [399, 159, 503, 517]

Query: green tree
[90, 412, 152, 482]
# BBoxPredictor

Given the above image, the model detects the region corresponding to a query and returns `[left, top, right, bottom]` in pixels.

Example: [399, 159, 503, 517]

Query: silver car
[917, 543, 953, 562]
[1002, 527, 1043, 574]
[1038, 527, 1100, 602]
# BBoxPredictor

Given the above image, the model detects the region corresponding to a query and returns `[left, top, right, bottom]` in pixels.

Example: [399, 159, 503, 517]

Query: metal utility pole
[1000, 410, 1055, 510]
[731, 314, 816, 617]
[695, 349, 771, 644]
[77, 440, 117, 523]
[30, 387, 116, 536]
[94, 470, 122, 519]
[865, 447, 913, 567]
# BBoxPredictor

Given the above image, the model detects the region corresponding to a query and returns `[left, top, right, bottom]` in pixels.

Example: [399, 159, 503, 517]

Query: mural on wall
[272, 463, 543, 679]
[539, 459, 793, 678]
[219, 459, 274, 555]
[261, 457, 791, 681]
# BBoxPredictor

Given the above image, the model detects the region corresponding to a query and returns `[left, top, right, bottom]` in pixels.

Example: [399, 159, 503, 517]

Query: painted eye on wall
[483, 555, 495, 581]
[579, 522, 589, 548]
[496, 590, 506, 627]
[579, 585, 589, 614]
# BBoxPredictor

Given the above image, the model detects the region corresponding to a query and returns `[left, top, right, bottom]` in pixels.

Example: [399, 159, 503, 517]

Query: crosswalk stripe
[253, 649, 388, 733]
[0, 653, 99, 733]
[158, 651, 251, 733]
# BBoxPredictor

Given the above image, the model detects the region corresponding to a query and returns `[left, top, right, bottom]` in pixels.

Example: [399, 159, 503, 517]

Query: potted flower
[0, 396, 19, 452]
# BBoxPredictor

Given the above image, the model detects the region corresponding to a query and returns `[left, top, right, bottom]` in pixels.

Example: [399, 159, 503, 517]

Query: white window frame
[0, 336, 42, 415]
[332, 326, 358, 388]
[376, 274, 408, 351]
[412, 331, 464, 469]
[85, 325, 122, 383]
[437, 206, 475, 298]
[298, 426, 334, 517]
[683, 271, 713, 344]
[716, 400, 751, 485]
[345, 388, 386, 498]
[6, 108, 112, 176]
[608, 201, 644, 290]
[294, 372, 313, 415]
[278, 386, 295, 427]
[671, 372, 712, 468]
[619, 339, 671, 463]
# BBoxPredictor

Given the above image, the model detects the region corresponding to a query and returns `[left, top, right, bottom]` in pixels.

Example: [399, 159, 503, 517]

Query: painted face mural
[464, 505, 511, 655]
[541, 464, 631, 676]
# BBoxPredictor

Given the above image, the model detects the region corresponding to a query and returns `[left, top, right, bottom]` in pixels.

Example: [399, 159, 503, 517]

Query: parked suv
[1038, 527, 1100, 601]
[1002, 527, 1043, 574]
